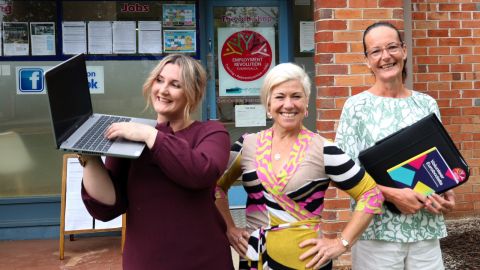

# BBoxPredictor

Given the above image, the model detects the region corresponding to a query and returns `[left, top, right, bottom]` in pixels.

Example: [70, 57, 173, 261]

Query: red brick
[393, 9, 404, 19]
[415, 38, 438, 47]
[440, 107, 462, 117]
[463, 107, 480, 115]
[450, 12, 472, 20]
[452, 64, 473, 73]
[323, 199, 350, 209]
[427, 12, 449, 20]
[351, 64, 370, 74]
[335, 75, 365, 86]
[321, 221, 348, 232]
[416, 73, 439, 82]
[379, 0, 402, 8]
[428, 82, 450, 91]
[416, 56, 439, 64]
[317, 64, 348, 75]
[439, 55, 461, 64]
[316, 75, 335, 86]
[349, 0, 377, 8]
[429, 64, 450, 72]
[428, 29, 449, 37]
[333, 31, 362, 42]
[414, 21, 438, 30]
[439, 4, 460, 11]
[463, 90, 480, 98]
[316, 42, 348, 53]
[439, 21, 461, 29]
[315, 9, 333, 20]
[439, 38, 461, 46]
[348, 20, 378, 31]
[412, 12, 427, 20]
[463, 38, 480, 46]
[352, 86, 369, 95]
[439, 90, 461, 99]
[318, 109, 342, 120]
[315, 31, 334, 42]
[413, 29, 427, 38]
[461, 3, 478, 11]
[464, 55, 480, 63]
[317, 20, 347, 30]
[315, 54, 334, 64]
[317, 0, 346, 8]
[429, 47, 450, 55]
[318, 86, 350, 97]
[413, 47, 428, 55]
[363, 9, 393, 19]
[463, 21, 480, 29]
[316, 98, 335, 109]
[334, 9, 362, 19]
[336, 53, 365, 64]
[451, 29, 471, 37]
[335, 98, 347, 108]
[317, 120, 336, 131]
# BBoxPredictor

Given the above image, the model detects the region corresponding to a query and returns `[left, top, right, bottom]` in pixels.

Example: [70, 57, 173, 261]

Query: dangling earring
[304, 106, 309, 118]
[267, 112, 273, 119]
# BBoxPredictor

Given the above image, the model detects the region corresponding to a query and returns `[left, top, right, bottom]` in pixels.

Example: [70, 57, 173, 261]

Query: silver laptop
[45, 53, 157, 158]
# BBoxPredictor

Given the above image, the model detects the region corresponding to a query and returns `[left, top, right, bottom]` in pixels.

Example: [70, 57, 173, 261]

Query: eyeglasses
[365, 43, 404, 59]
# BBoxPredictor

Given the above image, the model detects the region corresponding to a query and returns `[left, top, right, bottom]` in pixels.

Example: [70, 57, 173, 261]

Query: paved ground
[0, 217, 477, 269]
[441, 217, 480, 270]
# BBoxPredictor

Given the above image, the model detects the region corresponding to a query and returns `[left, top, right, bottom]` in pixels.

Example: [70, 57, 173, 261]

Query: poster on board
[217, 27, 275, 97]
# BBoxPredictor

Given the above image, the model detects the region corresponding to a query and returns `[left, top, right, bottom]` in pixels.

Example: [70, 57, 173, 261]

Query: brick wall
[314, 0, 480, 268]
[411, 1, 480, 218]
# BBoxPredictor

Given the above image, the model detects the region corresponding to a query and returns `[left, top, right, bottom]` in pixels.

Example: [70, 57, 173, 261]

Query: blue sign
[19, 68, 44, 92]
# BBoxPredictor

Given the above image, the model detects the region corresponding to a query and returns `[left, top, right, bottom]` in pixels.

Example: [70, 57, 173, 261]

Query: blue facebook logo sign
[19, 68, 44, 92]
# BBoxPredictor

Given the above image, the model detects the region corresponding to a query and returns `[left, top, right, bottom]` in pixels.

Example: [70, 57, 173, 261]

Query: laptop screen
[45, 54, 93, 148]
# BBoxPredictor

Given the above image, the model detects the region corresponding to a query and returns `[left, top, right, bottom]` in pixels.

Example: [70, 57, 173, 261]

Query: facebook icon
[19, 68, 44, 92]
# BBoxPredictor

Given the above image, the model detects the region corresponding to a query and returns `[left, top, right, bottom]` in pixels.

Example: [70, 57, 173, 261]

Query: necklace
[273, 153, 281, 161]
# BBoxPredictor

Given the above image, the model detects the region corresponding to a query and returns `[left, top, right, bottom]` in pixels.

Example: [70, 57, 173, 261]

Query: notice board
[59, 154, 125, 260]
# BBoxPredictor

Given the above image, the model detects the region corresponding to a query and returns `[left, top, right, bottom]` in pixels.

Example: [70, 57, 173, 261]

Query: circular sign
[221, 30, 273, 82]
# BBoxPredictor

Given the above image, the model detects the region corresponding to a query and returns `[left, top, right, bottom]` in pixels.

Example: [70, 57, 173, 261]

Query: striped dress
[216, 127, 383, 270]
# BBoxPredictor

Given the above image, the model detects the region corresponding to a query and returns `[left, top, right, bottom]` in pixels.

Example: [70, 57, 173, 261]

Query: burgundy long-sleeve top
[82, 121, 234, 269]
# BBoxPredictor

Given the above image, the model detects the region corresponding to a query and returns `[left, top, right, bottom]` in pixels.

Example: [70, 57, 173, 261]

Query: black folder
[358, 113, 469, 213]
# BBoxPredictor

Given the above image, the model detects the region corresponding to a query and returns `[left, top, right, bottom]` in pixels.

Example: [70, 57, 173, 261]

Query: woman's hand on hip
[299, 237, 346, 270]
[226, 226, 250, 258]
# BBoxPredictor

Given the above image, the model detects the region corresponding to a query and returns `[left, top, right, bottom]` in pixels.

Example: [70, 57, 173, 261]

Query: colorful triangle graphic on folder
[409, 154, 427, 170]
[388, 167, 415, 186]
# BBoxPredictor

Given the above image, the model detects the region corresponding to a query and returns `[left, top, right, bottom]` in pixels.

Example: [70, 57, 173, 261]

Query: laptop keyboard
[73, 115, 131, 152]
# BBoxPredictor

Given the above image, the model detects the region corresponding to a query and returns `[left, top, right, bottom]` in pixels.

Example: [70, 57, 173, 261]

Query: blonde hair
[260, 63, 311, 110]
[142, 54, 207, 119]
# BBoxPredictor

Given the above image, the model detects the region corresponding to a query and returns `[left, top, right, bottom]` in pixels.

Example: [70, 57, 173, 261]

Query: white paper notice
[88, 21, 113, 54]
[65, 159, 93, 231]
[300, 21, 314, 53]
[113, 21, 136, 54]
[62, 21, 87, 55]
[138, 21, 162, 54]
[30, 22, 56, 55]
[3, 22, 29, 56]
[95, 216, 122, 230]
[235, 104, 266, 127]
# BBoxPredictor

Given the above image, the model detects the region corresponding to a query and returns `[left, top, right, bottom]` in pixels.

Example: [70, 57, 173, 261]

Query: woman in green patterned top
[335, 21, 455, 270]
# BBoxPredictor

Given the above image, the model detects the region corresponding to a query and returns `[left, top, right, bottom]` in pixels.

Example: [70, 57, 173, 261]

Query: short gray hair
[260, 63, 311, 110]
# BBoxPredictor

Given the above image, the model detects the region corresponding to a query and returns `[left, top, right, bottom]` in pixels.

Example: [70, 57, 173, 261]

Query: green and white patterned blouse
[335, 90, 447, 242]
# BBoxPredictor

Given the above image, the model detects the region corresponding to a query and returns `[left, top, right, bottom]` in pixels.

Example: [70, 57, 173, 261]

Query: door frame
[201, 0, 293, 120]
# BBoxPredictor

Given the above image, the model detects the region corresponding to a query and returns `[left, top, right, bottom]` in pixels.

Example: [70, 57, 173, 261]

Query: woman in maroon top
[79, 54, 233, 269]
